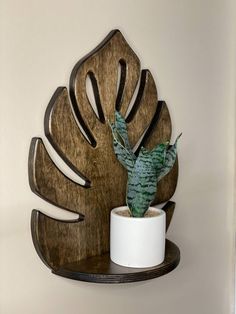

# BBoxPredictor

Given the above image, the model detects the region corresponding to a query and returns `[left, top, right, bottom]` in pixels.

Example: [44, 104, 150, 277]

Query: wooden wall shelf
[29, 29, 180, 283]
[52, 240, 180, 284]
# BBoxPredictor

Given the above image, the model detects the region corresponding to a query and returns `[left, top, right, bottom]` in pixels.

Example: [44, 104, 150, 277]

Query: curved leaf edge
[69, 29, 141, 147]
[136, 100, 168, 153]
[28, 137, 86, 218]
[30, 201, 175, 271]
[44, 86, 91, 187]
[31, 209, 84, 271]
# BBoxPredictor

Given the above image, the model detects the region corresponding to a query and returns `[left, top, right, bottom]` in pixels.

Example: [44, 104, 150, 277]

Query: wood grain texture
[52, 240, 180, 283]
[29, 29, 179, 277]
[162, 201, 175, 231]
[30, 201, 176, 271]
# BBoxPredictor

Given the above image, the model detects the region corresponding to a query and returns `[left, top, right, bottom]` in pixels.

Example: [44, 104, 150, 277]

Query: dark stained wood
[29, 29, 180, 281]
[30, 201, 177, 271]
[162, 201, 176, 231]
[52, 240, 180, 283]
[31, 209, 52, 270]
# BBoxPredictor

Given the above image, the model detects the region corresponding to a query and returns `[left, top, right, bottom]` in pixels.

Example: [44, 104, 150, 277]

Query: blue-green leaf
[109, 121, 135, 174]
[114, 111, 131, 149]
[157, 133, 182, 181]
[126, 149, 158, 217]
[110, 109, 182, 218]
[150, 142, 169, 171]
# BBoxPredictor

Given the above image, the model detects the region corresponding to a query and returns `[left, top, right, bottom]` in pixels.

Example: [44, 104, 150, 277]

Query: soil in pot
[116, 209, 160, 218]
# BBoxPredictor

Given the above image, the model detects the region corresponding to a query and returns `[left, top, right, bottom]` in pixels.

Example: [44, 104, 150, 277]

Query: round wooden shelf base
[52, 239, 180, 283]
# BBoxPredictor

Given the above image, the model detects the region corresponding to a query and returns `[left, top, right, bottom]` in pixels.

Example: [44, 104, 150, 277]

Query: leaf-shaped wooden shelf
[52, 240, 180, 283]
[29, 29, 180, 283]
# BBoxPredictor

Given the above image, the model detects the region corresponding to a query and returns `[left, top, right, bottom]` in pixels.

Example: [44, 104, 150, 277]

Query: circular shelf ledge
[52, 239, 180, 283]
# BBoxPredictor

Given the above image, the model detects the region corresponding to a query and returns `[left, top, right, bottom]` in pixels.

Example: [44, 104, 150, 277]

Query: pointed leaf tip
[173, 133, 182, 146]
[177, 133, 182, 140]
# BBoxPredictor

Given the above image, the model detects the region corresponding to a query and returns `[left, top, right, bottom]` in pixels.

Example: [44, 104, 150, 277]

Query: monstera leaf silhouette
[29, 30, 179, 277]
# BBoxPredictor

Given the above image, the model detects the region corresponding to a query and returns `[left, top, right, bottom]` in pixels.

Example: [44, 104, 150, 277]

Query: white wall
[0, 0, 235, 313]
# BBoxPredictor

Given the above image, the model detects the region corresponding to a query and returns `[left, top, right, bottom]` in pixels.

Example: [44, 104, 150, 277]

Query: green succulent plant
[109, 111, 181, 217]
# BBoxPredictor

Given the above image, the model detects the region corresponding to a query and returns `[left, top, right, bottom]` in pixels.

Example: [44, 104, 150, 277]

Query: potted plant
[109, 111, 181, 268]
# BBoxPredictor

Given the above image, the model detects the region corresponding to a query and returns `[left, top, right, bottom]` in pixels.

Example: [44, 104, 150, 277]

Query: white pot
[110, 206, 166, 268]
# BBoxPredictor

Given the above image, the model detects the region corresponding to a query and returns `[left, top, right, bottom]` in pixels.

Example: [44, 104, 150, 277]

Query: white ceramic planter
[110, 206, 166, 268]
